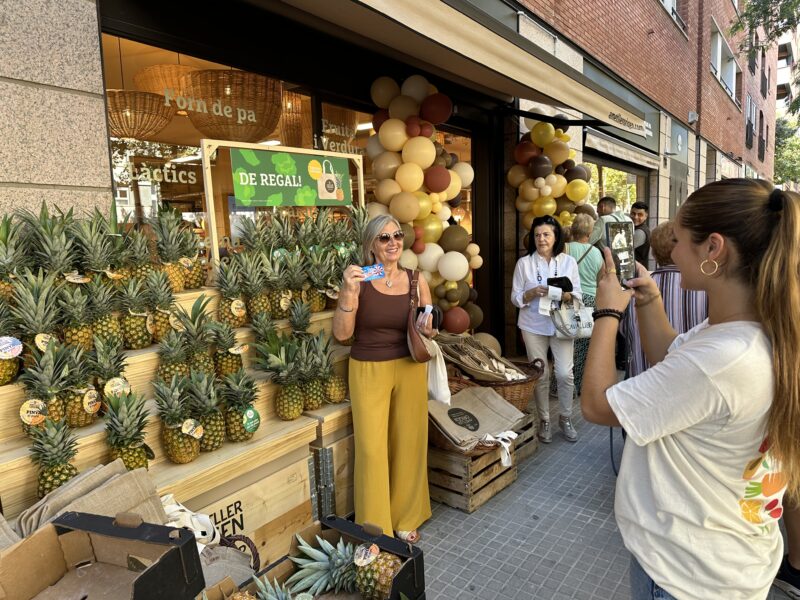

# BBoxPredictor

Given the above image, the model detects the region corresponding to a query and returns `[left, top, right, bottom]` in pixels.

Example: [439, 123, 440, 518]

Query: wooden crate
[513, 412, 538, 463]
[428, 444, 517, 513]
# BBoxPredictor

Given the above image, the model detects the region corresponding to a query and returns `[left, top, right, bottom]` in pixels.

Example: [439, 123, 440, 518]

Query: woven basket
[134, 64, 197, 96]
[481, 359, 545, 412]
[279, 90, 313, 148]
[106, 90, 175, 139]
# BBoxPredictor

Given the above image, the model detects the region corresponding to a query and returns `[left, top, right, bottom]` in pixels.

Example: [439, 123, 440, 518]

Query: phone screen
[605, 221, 636, 284]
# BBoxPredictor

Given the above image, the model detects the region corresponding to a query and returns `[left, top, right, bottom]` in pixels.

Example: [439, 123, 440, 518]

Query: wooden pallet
[513, 412, 538, 463]
[427, 444, 517, 513]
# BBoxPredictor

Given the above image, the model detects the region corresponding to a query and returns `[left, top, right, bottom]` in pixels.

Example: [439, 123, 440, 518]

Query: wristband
[636, 293, 662, 308]
[592, 308, 624, 321]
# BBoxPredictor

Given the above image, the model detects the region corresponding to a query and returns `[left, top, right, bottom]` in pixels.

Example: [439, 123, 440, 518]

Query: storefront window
[584, 162, 645, 213]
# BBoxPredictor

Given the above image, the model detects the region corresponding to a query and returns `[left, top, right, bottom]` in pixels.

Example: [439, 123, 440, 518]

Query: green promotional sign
[230, 148, 352, 207]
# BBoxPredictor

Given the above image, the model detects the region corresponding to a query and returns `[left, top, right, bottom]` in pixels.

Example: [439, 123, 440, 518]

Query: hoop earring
[700, 259, 719, 276]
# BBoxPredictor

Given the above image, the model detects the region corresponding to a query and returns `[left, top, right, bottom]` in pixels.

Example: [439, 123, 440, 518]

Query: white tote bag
[551, 298, 594, 339]
[427, 340, 451, 405]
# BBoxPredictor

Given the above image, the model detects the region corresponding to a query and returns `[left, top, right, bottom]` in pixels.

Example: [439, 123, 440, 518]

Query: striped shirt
[624, 265, 709, 378]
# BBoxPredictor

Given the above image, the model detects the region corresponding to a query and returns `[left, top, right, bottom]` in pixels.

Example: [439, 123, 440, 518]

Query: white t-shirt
[607, 321, 786, 600]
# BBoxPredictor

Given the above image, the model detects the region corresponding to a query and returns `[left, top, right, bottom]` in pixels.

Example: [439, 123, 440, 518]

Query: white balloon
[367, 201, 389, 221]
[437, 251, 470, 282]
[437, 205, 452, 221]
[544, 174, 557, 186]
[534, 177, 546, 189]
[399, 249, 419, 271]
[400, 74, 430, 103]
[441, 220, 450, 230]
[523, 117, 538, 131]
[422, 270, 433, 284]
[465, 243, 480, 257]
[451, 162, 475, 188]
[366, 134, 385, 160]
[540, 185, 552, 197]
[418, 243, 445, 272]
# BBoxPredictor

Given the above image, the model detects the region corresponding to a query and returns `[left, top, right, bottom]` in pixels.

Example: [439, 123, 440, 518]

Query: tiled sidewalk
[419, 408, 791, 599]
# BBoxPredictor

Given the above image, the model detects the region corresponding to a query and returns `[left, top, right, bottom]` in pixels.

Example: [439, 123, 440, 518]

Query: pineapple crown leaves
[294, 214, 318, 249]
[270, 213, 296, 251]
[304, 246, 334, 289]
[105, 392, 149, 449]
[282, 252, 308, 290]
[89, 336, 127, 380]
[252, 575, 295, 600]
[186, 371, 221, 416]
[149, 207, 186, 263]
[63, 345, 92, 388]
[313, 208, 335, 247]
[347, 205, 369, 245]
[125, 229, 154, 268]
[254, 333, 300, 385]
[18, 340, 71, 399]
[17, 204, 76, 274]
[29, 418, 79, 469]
[288, 299, 311, 335]
[236, 252, 267, 295]
[87, 278, 120, 317]
[249, 312, 276, 344]
[219, 368, 258, 413]
[215, 258, 242, 299]
[0, 300, 19, 336]
[209, 320, 237, 350]
[157, 330, 188, 364]
[0, 216, 27, 278]
[236, 214, 272, 254]
[58, 284, 92, 327]
[10, 268, 63, 337]
[286, 534, 352, 596]
[175, 295, 214, 348]
[69, 218, 114, 273]
[118, 277, 148, 313]
[153, 375, 189, 427]
[144, 269, 175, 311]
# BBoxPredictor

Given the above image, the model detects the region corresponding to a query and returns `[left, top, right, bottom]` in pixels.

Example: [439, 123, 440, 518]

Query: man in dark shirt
[630, 201, 650, 267]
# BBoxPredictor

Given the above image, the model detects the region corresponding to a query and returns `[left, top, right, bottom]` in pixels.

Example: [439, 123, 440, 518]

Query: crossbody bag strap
[409, 270, 419, 310]
[577, 244, 593, 265]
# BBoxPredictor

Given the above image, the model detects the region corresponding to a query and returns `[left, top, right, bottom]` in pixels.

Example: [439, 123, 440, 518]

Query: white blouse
[510, 252, 582, 336]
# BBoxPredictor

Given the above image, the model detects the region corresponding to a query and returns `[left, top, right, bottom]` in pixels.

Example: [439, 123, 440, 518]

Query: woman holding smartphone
[511, 215, 582, 444]
[582, 179, 799, 599]
[332, 214, 433, 543]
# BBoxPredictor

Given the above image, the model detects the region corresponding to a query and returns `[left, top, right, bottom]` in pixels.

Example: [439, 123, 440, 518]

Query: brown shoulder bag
[407, 271, 434, 363]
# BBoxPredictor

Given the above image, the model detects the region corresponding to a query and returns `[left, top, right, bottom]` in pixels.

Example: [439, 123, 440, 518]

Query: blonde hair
[680, 179, 800, 501]
[361, 214, 401, 265]
[649, 221, 675, 267]
[570, 213, 594, 239]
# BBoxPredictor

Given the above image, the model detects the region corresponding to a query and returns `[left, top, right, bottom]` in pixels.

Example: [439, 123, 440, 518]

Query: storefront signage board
[230, 148, 352, 207]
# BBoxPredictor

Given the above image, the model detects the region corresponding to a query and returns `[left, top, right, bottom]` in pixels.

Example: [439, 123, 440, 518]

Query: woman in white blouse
[511, 215, 582, 444]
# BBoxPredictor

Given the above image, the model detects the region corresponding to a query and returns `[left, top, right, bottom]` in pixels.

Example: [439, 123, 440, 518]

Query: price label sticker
[64, 271, 91, 284]
[20, 399, 46, 426]
[243, 407, 260, 433]
[104, 377, 130, 397]
[0, 336, 23, 359]
[181, 418, 204, 440]
[169, 313, 185, 332]
[230, 299, 247, 318]
[104, 269, 125, 281]
[228, 344, 249, 355]
[35, 333, 54, 352]
[145, 313, 155, 335]
[179, 257, 193, 269]
[83, 388, 100, 414]
[279, 291, 292, 311]
[353, 543, 380, 567]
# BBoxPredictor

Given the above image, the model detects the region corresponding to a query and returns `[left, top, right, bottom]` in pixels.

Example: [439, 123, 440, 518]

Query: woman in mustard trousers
[332, 213, 434, 543]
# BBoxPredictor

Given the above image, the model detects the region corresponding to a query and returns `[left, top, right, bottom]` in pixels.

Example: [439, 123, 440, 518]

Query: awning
[276, 0, 648, 137]
[584, 128, 660, 170]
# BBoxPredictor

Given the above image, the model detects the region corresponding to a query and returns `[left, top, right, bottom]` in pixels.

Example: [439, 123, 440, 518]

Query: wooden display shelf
[304, 402, 353, 447]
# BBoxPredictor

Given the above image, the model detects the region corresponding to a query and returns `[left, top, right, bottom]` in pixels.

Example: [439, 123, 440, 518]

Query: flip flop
[395, 530, 420, 544]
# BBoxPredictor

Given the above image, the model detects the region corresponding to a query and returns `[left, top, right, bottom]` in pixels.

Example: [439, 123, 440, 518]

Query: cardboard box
[0, 512, 204, 600]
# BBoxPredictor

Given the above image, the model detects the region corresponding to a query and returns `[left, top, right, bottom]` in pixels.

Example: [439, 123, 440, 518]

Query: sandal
[395, 530, 420, 544]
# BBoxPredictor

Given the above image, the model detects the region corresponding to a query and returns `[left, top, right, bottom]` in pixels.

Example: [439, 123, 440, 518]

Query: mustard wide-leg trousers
[349, 356, 431, 535]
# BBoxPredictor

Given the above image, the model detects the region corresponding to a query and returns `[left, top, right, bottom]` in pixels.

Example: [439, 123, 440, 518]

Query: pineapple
[0, 301, 21, 385]
[89, 336, 128, 410]
[150, 208, 187, 293]
[256, 333, 304, 421]
[238, 252, 271, 319]
[212, 321, 244, 378]
[18, 341, 71, 433]
[348, 204, 370, 247]
[17, 203, 75, 276]
[175, 295, 215, 374]
[305, 246, 333, 313]
[105, 391, 150, 471]
[88, 279, 123, 348]
[145, 270, 175, 343]
[288, 299, 312, 338]
[283, 251, 309, 306]
[286, 533, 357, 595]
[354, 551, 402, 600]
[0, 216, 25, 302]
[180, 228, 207, 289]
[125, 230, 156, 281]
[321, 337, 348, 404]
[215, 259, 248, 328]
[250, 311, 276, 345]
[220, 368, 259, 442]
[59, 285, 94, 351]
[270, 212, 295, 251]
[156, 330, 191, 381]
[236, 213, 272, 254]
[300, 336, 325, 411]
[70, 216, 114, 280]
[186, 371, 225, 452]
[29, 418, 79, 498]
[10, 269, 62, 357]
[266, 254, 291, 320]
[63, 346, 98, 428]
[119, 278, 151, 350]
[153, 376, 200, 464]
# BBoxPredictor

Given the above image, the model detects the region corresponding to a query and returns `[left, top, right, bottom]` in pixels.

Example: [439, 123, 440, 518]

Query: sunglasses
[376, 230, 405, 244]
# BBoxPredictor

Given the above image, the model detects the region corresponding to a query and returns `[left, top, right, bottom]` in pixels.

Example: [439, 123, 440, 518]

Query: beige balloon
[507, 164, 527, 188]
[428, 270, 445, 288]
[389, 191, 420, 223]
[372, 151, 403, 180]
[402, 136, 436, 169]
[375, 179, 402, 206]
[370, 76, 400, 108]
[399, 249, 419, 270]
[515, 196, 533, 213]
[519, 178, 540, 202]
[551, 174, 568, 198]
[473, 332, 502, 355]
[395, 162, 424, 192]
[400, 74, 430, 103]
[444, 169, 463, 201]
[469, 255, 484, 269]
[378, 119, 409, 152]
[388, 95, 420, 121]
[465, 243, 480, 257]
[367, 201, 389, 221]
[451, 161, 475, 188]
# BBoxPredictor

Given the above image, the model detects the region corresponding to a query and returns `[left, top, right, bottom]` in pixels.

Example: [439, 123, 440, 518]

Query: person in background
[630, 201, 651, 267]
[511, 215, 582, 443]
[566, 213, 603, 395]
[332, 214, 433, 544]
[582, 179, 799, 599]
[624, 220, 707, 378]
[589, 196, 632, 249]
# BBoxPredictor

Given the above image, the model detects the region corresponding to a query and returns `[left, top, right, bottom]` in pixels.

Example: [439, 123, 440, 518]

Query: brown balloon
[555, 196, 577, 214]
[444, 153, 453, 168]
[456, 280, 471, 305]
[442, 306, 470, 334]
[435, 284, 447, 299]
[514, 141, 542, 166]
[468, 287, 479, 302]
[519, 131, 533, 144]
[463, 302, 484, 330]
[438, 225, 470, 252]
[433, 156, 447, 167]
[420, 93, 453, 124]
[424, 165, 451, 193]
[562, 159, 576, 170]
[553, 113, 571, 135]
[555, 165, 566, 175]
[449, 153, 459, 165]
[446, 289, 460, 303]
[401, 223, 415, 250]
[528, 155, 553, 179]
[564, 166, 588, 182]
[438, 298, 452, 312]
[420, 122, 434, 138]
[578, 165, 593, 182]
[449, 195, 462, 208]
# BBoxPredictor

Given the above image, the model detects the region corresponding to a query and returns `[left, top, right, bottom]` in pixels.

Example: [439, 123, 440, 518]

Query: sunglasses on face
[376, 230, 405, 244]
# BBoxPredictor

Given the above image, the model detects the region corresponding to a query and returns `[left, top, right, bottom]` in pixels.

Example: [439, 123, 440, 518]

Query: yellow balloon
[375, 178, 402, 205]
[469, 255, 484, 269]
[402, 136, 437, 169]
[428, 271, 445, 288]
[378, 119, 409, 152]
[414, 191, 432, 218]
[389, 191, 420, 223]
[506, 164, 527, 188]
[515, 196, 533, 213]
[531, 122, 556, 148]
[543, 140, 570, 166]
[568, 149, 577, 159]
[521, 211, 536, 231]
[445, 170, 463, 201]
[432, 201, 443, 213]
[519, 178, 540, 202]
[559, 210, 571, 219]
[413, 213, 443, 242]
[370, 76, 400, 108]
[372, 151, 403, 180]
[550, 174, 568, 198]
[395, 162, 424, 192]
[565, 179, 589, 202]
[532, 196, 557, 217]
[428, 192, 439, 203]
[444, 280, 458, 291]
[561, 134, 572, 142]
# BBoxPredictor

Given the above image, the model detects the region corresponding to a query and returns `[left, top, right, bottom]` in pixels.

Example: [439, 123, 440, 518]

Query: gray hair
[570, 213, 594, 239]
[362, 214, 402, 265]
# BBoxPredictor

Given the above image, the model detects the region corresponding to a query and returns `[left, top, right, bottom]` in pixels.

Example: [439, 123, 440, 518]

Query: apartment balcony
[758, 136, 766, 162]
[746, 122, 754, 149]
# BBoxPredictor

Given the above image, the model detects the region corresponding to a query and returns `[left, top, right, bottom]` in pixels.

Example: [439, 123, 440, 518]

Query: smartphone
[547, 277, 573, 292]
[417, 306, 442, 330]
[605, 221, 636, 285]
[361, 263, 385, 282]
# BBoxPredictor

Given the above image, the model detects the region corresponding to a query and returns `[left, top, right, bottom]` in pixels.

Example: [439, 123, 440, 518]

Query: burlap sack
[0, 513, 20, 550]
[428, 386, 524, 464]
[62, 469, 167, 525]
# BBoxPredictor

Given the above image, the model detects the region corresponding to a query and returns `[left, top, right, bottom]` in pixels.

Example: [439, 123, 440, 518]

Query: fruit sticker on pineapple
[20, 399, 46, 426]
[243, 407, 260, 433]
[104, 269, 125, 281]
[0, 336, 22, 359]
[182, 418, 204, 440]
[169, 313, 186, 332]
[145, 313, 156, 335]
[104, 377, 131, 397]
[230, 299, 247, 318]
[82, 388, 100, 414]
[353, 543, 380, 567]
[229, 344, 249, 355]
[179, 257, 194, 269]
[63, 271, 91, 284]
[34, 333, 54, 352]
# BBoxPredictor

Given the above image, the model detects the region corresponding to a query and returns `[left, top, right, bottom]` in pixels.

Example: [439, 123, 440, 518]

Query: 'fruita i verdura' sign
[230, 148, 352, 207]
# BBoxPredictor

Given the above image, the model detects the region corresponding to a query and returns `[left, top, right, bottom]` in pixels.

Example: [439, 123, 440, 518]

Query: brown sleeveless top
[350, 269, 412, 361]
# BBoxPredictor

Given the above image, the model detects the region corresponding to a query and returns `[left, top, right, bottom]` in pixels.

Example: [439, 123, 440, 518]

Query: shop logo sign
[163, 88, 257, 124]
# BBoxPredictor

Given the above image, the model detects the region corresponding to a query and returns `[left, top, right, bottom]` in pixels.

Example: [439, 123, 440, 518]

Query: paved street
[420, 405, 791, 599]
